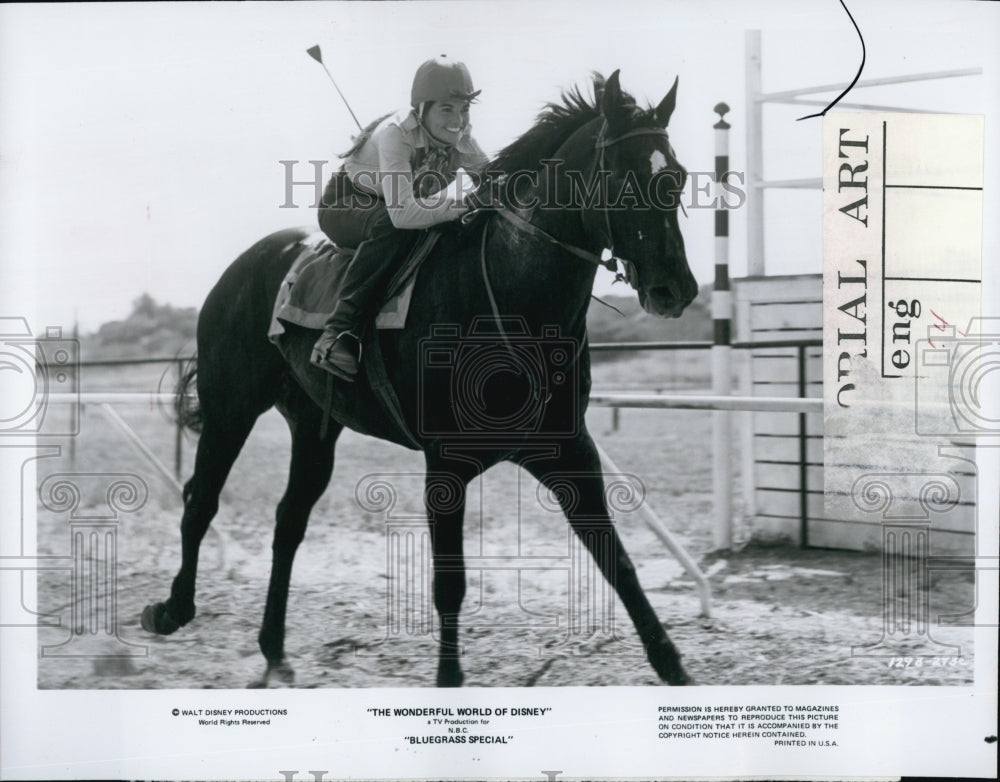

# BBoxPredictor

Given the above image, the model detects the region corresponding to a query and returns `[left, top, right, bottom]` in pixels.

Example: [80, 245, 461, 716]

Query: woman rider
[312, 55, 489, 380]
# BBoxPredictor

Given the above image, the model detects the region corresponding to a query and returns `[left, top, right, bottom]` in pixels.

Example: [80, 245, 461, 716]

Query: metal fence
[69, 338, 819, 546]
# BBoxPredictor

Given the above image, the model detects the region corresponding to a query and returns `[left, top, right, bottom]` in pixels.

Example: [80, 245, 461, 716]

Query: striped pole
[745, 29, 764, 275]
[712, 102, 733, 550]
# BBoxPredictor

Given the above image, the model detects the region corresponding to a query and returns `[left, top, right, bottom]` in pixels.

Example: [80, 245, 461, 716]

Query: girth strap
[364, 329, 422, 450]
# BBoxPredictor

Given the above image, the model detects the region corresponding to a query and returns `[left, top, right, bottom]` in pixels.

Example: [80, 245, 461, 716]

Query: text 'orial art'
[823, 112, 988, 557]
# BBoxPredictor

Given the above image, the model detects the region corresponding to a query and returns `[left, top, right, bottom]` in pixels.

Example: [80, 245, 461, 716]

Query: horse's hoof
[653, 667, 693, 686]
[270, 660, 295, 684]
[436, 664, 464, 688]
[141, 602, 182, 635]
[248, 660, 295, 689]
[668, 668, 695, 686]
[648, 641, 692, 685]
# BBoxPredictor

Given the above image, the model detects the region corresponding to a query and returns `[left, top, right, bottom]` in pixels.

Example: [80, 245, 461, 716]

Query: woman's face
[422, 100, 471, 145]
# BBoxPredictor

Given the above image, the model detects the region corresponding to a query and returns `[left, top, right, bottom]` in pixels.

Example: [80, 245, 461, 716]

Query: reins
[469, 118, 672, 346]
[491, 207, 616, 270]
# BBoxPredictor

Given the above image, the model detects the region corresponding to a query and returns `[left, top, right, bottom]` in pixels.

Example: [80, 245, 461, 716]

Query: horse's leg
[141, 410, 258, 635]
[424, 454, 482, 687]
[517, 434, 691, 685]
[251, 398, 341, 688]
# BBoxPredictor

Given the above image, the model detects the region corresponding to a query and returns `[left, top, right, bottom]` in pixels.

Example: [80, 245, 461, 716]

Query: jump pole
[594, 441, 712, 618]
[712, 102, 733, 550]
[46, 396, 229, 569]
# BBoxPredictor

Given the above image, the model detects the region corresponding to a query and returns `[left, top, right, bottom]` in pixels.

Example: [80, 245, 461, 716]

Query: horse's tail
[174, 354, 203, 434]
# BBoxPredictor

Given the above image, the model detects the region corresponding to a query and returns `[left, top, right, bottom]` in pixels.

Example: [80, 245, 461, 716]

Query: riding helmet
[410, 55, 481, 107]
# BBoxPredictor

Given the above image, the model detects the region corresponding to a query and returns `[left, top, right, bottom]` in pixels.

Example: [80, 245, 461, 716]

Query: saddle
[268, 231, 440, 449]
[267, 231, 437, 338]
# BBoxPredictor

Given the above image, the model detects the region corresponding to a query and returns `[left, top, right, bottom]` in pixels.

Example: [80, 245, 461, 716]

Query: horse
[141, 70, 699, 687]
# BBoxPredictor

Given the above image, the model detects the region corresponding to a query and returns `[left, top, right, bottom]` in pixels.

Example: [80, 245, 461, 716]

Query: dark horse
[141, 71, 699, 686]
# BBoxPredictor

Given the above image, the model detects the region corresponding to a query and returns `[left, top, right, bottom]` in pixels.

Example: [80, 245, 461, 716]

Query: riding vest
[343, 108, 489, 230]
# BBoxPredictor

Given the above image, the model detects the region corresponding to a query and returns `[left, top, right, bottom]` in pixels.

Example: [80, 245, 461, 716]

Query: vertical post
[611, 406, 620, 432]
[69, 318, 79, 467]
[797, 344, 809, 548]
[174, 359, 183, 480]
[745, 29, 765, 276]
[712, 103, 733, 551]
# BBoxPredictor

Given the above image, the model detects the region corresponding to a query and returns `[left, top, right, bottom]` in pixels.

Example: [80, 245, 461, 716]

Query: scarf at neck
[412, 133, 459, 198]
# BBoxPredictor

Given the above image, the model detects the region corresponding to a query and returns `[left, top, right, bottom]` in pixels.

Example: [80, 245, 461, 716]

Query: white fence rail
[56, 388, 792, 618]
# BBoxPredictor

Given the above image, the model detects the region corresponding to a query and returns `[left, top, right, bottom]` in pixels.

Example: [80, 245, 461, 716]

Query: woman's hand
[442, 167, 478, 212]
[464, 172, 505, 212]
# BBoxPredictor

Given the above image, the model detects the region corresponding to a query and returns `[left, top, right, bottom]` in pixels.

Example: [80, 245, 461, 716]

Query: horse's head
[487, 71, 698, 319]
[583, 71, 698, 318]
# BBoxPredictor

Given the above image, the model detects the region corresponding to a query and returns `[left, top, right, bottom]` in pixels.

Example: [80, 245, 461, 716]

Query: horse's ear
[655, 76, 679, 127]
[601, 69, 626, 125]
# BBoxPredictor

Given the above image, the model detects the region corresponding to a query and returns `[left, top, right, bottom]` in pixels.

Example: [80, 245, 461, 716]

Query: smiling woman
[311, 55, 490, 380]
[421, 100, 472, 147]
[1, 1, 992, 339]
[141, 69, 698, 690]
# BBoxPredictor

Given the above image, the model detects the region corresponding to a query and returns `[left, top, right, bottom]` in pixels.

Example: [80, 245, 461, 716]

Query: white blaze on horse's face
[649, 149, 668, 176]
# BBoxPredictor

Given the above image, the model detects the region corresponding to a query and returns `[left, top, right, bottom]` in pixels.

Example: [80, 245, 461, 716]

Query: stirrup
[311, 331, 362, 382]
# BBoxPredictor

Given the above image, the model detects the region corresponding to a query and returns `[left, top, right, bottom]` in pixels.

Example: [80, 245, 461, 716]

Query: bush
[88, 294, 197, 359]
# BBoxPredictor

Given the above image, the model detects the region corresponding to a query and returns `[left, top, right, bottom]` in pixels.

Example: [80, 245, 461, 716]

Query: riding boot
[311, 230, 416, 381]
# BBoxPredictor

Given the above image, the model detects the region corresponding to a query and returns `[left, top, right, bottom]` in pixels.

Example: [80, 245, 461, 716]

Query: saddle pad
[267, 231, 432, 342]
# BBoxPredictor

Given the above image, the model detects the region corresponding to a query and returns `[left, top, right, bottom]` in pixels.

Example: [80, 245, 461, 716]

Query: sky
[0, 0, 997, 333]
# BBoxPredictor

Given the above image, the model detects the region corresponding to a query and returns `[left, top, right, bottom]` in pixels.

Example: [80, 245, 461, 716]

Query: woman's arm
[374, 125, 470, 230]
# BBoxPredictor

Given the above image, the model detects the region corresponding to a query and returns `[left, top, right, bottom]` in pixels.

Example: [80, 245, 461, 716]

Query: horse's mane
[489, 72, 654, 175]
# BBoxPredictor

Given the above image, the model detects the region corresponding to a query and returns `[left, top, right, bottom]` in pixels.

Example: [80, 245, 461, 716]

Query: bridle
[466, 118, 676, 358]
[466, 118, 675, 288]
[594, 121, 676, 287]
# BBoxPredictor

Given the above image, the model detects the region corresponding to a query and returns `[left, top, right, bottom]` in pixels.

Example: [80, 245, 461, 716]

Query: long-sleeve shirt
[343, 108, 489, 229]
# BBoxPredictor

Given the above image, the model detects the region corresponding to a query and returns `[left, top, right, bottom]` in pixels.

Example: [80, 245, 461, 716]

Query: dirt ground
[32, 358, 976, 689]
[36, 539, 977, 688]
